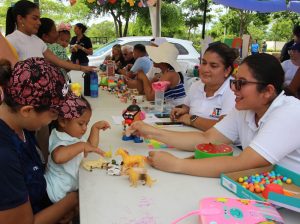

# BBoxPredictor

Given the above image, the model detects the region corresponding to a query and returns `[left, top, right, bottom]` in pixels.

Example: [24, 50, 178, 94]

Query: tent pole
[202, 0, 208, 39]
[155, 0, 161, 37]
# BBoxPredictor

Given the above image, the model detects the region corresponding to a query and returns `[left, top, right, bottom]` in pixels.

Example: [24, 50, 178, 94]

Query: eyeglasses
[230, 79, 267, 91]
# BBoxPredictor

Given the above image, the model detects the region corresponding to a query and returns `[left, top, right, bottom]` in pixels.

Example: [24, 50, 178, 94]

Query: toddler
[45, 95, 110, 203]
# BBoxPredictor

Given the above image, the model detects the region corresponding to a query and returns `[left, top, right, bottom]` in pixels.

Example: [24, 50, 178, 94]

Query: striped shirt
[164, 72, 186, 105]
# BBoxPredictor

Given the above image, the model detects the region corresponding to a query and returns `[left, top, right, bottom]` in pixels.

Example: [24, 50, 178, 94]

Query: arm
[147, 146, 270, 177]
[0, 33, 18, 66]
[136, 71, 155, 101]
[130, 121, 231, 151]
[0, 182, 78, 224]
[51, 142, 103, 164]
[43, 49, 95, 73]
[87, 121, 111, 147]
[286, 67, 300, 97]
[77, 45, 93, 55]
[170, 106, 190, 121]
[177, 114, 219, 131]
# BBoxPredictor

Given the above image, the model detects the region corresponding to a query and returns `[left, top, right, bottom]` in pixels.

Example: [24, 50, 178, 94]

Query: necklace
[18, 130, 26, 143]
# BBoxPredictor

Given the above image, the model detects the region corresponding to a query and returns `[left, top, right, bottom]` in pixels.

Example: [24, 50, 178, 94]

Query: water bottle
[154, 90, 164, 113]
[90, 72, 98, 98]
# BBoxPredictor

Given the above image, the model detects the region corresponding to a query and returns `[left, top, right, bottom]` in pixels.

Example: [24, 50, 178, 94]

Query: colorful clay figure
[194, 143, 233, 159]
[127, 167, 155, 187]
[122, 104, 145, 143]
[115, 148, 145, 169]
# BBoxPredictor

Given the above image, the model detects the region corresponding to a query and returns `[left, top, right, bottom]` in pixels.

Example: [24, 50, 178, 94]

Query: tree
[84, 0, 141, 37]
[87, 20, 115, 39]
[130, 2, 185, 37]
[181, 0, 212, 40]
[40, 0, 90, 23]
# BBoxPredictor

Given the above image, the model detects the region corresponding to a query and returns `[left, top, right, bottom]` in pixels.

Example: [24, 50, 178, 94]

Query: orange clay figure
[122, 104, 145, 143]
[115, 148, 146, 169]
[127, 167, 155, 187]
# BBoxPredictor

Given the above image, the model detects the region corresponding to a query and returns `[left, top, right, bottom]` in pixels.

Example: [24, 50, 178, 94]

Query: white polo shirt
[215, 92, 300, 172]
[281, 59, 299, 86]
[6, 30, 47, 60]
[184, 78, 235, 120]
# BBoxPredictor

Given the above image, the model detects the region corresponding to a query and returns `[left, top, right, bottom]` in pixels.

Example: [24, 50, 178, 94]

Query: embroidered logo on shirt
[33, 166, 39, 171]
[210, 108, 222, 119]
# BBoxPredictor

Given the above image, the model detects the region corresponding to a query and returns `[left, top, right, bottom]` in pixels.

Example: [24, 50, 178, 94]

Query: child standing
[45, 96, 110, 203]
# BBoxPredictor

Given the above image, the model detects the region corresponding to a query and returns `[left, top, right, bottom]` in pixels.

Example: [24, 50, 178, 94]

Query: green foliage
[40, 0, 90, 23]
[130, 2, 185, 37]
[87, 20, 116, 40]
[268, 20, 293, 41]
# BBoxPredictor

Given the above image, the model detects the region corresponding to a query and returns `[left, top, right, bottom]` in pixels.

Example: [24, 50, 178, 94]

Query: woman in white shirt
[5, 0, 93, 73]
[130, 53, 300, 177]
[170, 43, 236, 131]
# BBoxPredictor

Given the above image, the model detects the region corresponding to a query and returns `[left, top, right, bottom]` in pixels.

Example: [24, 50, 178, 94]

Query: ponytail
[5, 7, 15, 36]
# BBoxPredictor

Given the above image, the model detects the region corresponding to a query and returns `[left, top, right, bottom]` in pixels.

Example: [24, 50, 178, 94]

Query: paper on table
[112, 113, 161, 125]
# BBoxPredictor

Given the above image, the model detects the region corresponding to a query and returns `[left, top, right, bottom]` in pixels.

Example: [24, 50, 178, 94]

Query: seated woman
[170, 43, 237, 131]
[136, 42, 186, 106]
[111, 44, 125, 71]
[0, 58, 80, 223]
[130, 53, 300, 177]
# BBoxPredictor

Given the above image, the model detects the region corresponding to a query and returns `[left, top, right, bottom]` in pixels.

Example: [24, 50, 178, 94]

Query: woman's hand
[176, 114, 192, 126]
[92, 121, 111, 131]
[147, 151, 181, 173]
[128, 121, 156, 139]
[170, 107, 187, 121]
[80, 65, 97, 73]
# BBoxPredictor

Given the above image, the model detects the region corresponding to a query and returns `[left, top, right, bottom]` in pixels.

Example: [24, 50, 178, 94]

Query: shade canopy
[212, 0, 287, 13]
[213, 0, 300, 13]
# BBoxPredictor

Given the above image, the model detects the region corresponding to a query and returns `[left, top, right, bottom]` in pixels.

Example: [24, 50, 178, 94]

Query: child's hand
[83, 142, 105, 157]
[92, 120, 111, 131]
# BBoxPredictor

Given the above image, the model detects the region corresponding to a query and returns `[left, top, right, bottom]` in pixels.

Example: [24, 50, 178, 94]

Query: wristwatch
[190, 115, 198, 124]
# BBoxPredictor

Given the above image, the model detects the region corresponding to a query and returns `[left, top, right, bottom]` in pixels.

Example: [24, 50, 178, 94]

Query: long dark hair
[241, 53, 284, 95]
[6, 0, 39, 36]
[205, 43, 237, 75]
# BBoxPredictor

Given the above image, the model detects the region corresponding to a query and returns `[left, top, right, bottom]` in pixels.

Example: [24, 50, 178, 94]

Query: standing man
[280, 25, 300, 62]
[251, 39, 260, 55]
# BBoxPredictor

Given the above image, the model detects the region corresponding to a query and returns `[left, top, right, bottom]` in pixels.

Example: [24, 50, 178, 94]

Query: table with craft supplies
[69, 71, 300, 224]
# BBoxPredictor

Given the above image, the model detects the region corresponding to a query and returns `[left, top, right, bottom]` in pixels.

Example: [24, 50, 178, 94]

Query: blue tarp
[213, 0, 287, 13]
[289, 1, 300, 13]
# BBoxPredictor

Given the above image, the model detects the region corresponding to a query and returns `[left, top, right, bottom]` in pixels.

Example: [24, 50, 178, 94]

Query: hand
[128, 121, 157, 139]
[136, 70, 147, 81]
[170, 107, 187, 121]
[147, 151, 181, 173]
[58, 210, 75, 224]
[80, 65, 97, 73]
[176, 114, 191, 126]
[92, 120, 111, 131]
[83, 142, 105, 157]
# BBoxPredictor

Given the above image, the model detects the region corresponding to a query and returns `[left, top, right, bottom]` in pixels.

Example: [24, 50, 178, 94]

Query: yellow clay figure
[70, 82, 82, 96]
[127, 167, 154, 187]
[81, 157, 108, 171]
[115, 148, 145, 168]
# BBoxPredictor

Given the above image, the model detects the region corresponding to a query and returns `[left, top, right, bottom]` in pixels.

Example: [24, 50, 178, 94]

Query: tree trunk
[123, 16, 130, 37]
[188, 26, 192, 40]
[118, 19, 123, 37]
[239, 11, 244, 37]
[110, 10, 119, 37]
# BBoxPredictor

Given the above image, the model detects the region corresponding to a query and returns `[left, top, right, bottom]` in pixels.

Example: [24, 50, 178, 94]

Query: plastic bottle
[90, 72, 98, 97]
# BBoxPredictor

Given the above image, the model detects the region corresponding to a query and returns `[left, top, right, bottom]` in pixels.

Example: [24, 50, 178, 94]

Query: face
[122, 49, 133, 61]
[17, 8, 41, 35]
[24, 108, 58, 131]
[44, 24, 58, 44]
[133, 49, 141, 59]
[199, 51, 230, 87]
[74, 25, 82, 36]
[61, 110, 92, 138]
[57, 32, 71, 48]
[230, 64, 266, 111]
[289, 50, 300, 64]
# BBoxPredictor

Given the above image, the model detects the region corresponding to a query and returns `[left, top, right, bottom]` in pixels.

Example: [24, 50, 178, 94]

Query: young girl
[45, 97, 110, 203]
[0, 57, 86, 224]
[6, 0, 94, 73]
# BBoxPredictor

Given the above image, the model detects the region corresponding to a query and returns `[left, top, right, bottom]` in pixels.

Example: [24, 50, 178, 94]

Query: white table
[70, 72, 300, 224]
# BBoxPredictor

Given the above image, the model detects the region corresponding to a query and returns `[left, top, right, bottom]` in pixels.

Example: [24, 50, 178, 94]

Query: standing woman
[5, 0, 94, 73]
[70, 23, 93, 66]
